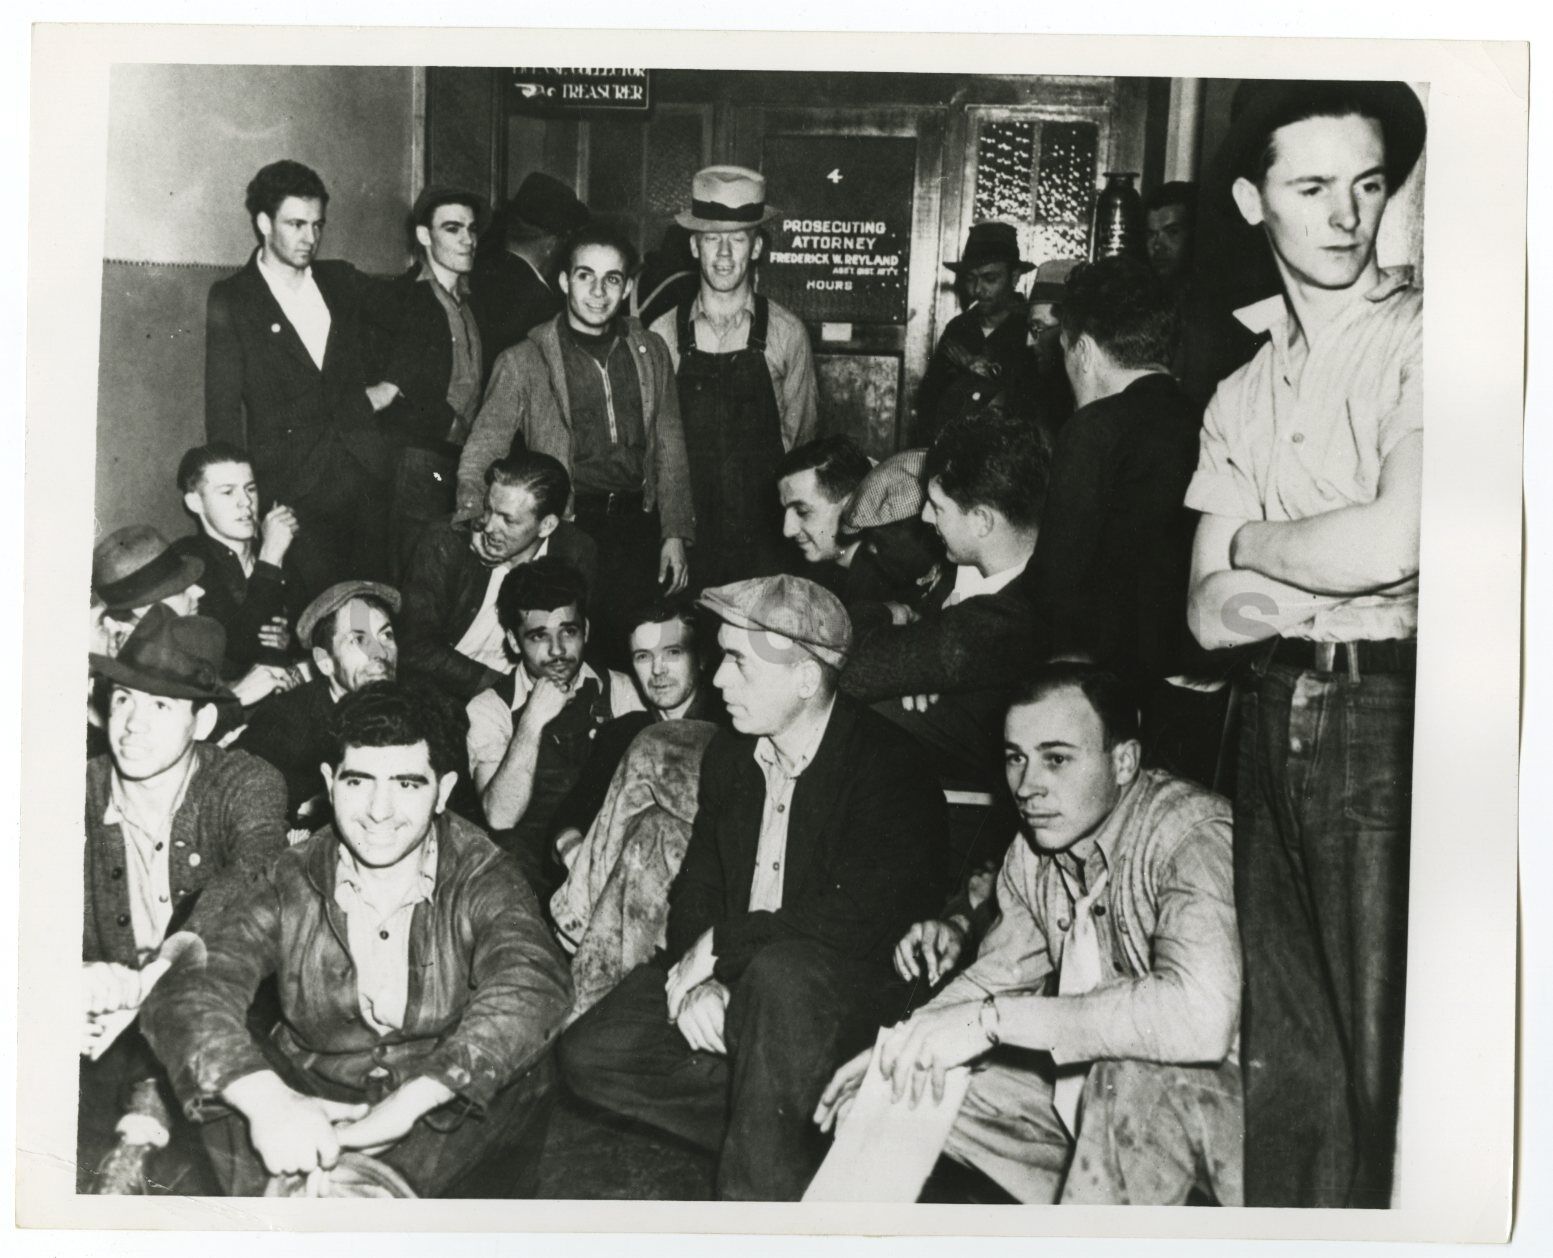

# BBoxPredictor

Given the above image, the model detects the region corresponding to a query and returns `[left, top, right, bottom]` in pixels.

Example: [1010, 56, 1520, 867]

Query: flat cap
[844, 448, 927, 532]
[299, 581, 402, 647]
[698, 574, 852, 669]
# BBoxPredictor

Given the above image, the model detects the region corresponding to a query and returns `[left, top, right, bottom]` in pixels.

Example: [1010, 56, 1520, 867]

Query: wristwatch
[978, 993, 1001, 1047]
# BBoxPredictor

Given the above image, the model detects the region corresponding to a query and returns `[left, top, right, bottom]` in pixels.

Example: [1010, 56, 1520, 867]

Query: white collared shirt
[256, 251, 332, 370]
[747, 698, 836, 913]
[946, 555, 1029, 607]
[452, 536, 553, 674]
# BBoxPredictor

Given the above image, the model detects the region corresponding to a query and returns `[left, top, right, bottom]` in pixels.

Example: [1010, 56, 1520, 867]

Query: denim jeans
[1236, 657, 1415, 1208]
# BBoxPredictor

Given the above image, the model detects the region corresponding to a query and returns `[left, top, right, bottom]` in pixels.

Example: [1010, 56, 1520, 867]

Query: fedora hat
[676, 166, 781, 233]
[92, 526, 204, 615]
[944, 222, 1035, 276]
[89, 605, 233, 703]
[506, 172, 590, 235]
[1214, 79, 1426, 196]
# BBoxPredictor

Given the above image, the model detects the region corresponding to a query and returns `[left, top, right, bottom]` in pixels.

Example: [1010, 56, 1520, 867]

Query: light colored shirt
[936, 769, 1240, 1069]
[649, 289, 819, 452]
[465, 662, 644, 794]
[747, 698, 835, 912]
[418, 262, 484, 441]
[104, 758, 197, 962]
[256, 251, 332, 371]
[946, 555, 1029, 607]
[452, 535, 552, 674]
[333, 833, 438, 1034]
[1185, 268, 1423, 642]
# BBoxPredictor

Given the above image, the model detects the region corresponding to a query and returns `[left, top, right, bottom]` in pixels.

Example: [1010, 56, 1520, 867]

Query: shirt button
[1057, 918, 1070, 931]
[775, 804, 785, 813]
[155, 842, 164, 852]
[188, 853, 201, 867]
[111, 867, 123, 880]
[159, 894, 169, 903]
[1092, 904, 1107, 917]
[1291, 433, 1305, 444]
[116, 914, 130, 927]
[380, 929, 390, 940]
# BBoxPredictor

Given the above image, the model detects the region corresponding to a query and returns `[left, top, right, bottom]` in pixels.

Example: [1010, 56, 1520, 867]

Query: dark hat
[844, 449, 927, 532]
[1215, 79, 1426, 194]
[411, 185, 488, 230]
[698, 575, 852, 670]
[945, 222, 1035, 276]
[506, 172, 589, 235]
[89, 605, 233, 703]
[298, 580, 402, 648]
[676, 166, 781, 233]
[1026, 258, 1083, 304]
[92, 526, 204, 614]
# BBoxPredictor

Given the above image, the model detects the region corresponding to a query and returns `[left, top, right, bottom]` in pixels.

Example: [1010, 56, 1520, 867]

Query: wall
[96, 65, 420, 541]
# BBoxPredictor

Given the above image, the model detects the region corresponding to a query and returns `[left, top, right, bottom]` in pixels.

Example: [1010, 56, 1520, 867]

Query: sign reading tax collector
[510, 68, 650, 112]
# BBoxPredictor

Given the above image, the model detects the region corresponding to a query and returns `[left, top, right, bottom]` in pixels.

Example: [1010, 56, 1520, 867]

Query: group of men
[79, 76, 1423, 1212]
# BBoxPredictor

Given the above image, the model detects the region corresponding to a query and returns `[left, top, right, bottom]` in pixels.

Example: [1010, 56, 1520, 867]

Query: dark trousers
[200, 1035, 558, 1198]
[572, 498, 663, 673]
[268, 457, 393, 606]
[389, 446, 459, 584]
[872, 688, 1011, 791]
[1236, 660, 1415, 1208]
[559, 942, 907, 1200]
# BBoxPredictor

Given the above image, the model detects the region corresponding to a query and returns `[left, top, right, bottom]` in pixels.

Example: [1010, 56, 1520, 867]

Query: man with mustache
[398, 451, 597, 703]
[814, 662, 1242, 1205]
[458, 223, 694, 667]
[464, 556, 640, 893]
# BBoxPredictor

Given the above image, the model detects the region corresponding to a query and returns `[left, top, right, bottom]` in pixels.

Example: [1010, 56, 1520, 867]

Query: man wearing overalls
[650, 166, 819, 590]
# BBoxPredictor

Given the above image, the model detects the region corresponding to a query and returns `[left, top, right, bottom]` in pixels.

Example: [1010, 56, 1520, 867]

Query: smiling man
[205, 160, 401, 600]
[459, 223, 694, 666]
[141, 681, 572, 1197]
[775, 435, 872, 579]
[464, 556, 640, 893]
[814, 662, 1241, 1205]
[399, 451, 597, 703]
[560, 574, 945, 1200]
[1185, 80, 1426, 1209]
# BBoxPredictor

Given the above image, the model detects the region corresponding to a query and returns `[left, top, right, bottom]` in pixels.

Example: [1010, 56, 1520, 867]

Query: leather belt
[574, 490, 646, 519]
[1267, 637, 1417, 678]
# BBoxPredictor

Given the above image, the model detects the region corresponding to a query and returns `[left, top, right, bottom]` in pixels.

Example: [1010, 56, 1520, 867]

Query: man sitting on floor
[775, 435, 872, 595]
[236, 580, 400, 826]
[82, 607, 288, 1193]
[464, 556, 640, 892]
[815, 662, 1241, 1205]
[560, 574, 947, 1200]
[399, 450, 597, 703]
[140, 682, 573, 1198]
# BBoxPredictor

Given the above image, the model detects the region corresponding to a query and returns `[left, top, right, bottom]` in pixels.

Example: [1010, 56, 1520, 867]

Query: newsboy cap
[298, 580, 402, 648]
[698, 575, 852, 670]
[92, 525, 204, 615]
[844, 448, 928, 532]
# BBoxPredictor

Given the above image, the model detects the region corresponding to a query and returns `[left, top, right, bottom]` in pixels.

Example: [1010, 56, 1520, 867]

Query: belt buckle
[1314, 642, 1338, 673]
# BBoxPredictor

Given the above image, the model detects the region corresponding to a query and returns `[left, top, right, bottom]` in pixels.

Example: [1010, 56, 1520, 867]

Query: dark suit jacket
[666, 695, 948, 982]
[470, 250, 560, 380]
[205, 252, 392, 499]
[398, 520, 599, 702]
[369, 266, 473, 451]
[83, 745, 288, 967]
[233, 676, 336, 819]
[169, 531, 298, 673]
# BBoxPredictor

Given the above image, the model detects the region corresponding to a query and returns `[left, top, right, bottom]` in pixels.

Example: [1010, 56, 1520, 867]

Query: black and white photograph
[15, 16, 1528, 1247]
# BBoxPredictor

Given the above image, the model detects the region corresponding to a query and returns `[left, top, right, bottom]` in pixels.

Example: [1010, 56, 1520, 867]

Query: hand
[83, 961, 144, 1016]
[664, 928, 717, 1020]
[884, 601, 921, 627]
[878, 1002, 992, 1106]
[229, 663, 294, 707]
[365, 382, 401, 412]
[658, 538, 689, 594]
[900, 692, 940, 713]
[223, 1072, 369, 1178]
[554, 826, 586, 870]
[673, 979, 730, 1055]
[334, 1076, 455, 1157]
[516, 675, 572, 734]
[258, 504, 300, 566]
[813, 1046, 871, 1134]
[893, 919, 967, 985]
[964, 354, 1001, 379]
[256, 615, 292, 652]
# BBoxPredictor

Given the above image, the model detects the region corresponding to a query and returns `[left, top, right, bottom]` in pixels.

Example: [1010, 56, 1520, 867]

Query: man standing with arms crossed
[651, 166, 818, 588]
[1185, 79, 1426, 1209]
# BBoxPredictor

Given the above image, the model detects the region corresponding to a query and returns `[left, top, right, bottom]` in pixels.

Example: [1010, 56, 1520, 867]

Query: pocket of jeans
[1340, 679, 1418, 828]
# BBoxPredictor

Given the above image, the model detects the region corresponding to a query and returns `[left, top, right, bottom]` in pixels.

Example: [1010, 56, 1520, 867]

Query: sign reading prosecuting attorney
[509, 68, 651, 112]
[759, 134, 917, 325]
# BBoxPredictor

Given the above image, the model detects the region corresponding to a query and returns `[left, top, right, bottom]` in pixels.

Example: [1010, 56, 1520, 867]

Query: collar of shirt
[754, 695, 836, 779]
[334, 828, 439, 919]
[1233, 265, 1416, 341]
[510, 660, 603, 713]
[467, 532, 551, 571]
[104, 753, 198, 835]
[689, 287, 756, 330]
[1052, 774, 1145, 899]
[417, 259, 471, 304]
[516, 253, 551, 290]
[256, 248, 315, 292]
[951, 554, 1029, 603]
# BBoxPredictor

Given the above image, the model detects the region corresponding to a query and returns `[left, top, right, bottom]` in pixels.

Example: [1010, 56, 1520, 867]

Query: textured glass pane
[588, 121, 643, 212]
[1033, 121, 1098, 225]
[646, 111, 704, 217]
[973, 119, 1035, 223]
[1025, 221, 1092, 267]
